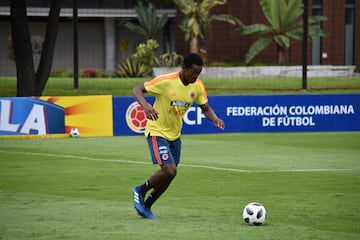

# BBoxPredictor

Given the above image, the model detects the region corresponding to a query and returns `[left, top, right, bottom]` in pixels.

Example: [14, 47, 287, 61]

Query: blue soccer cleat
[132, 186, 145, 217]
[143, 207, 157, 220]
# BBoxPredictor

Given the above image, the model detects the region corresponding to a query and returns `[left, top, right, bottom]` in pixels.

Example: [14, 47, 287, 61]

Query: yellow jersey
[144, 72, 208, 141]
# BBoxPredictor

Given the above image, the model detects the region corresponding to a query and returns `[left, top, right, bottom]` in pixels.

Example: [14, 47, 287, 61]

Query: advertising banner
[0, 96, 114, 137]
[0, 97, 65, 135]
[113, 96, 153, 136]
[2, 94, 358, 137]
[39, 96, 114, 137]
[113, 94, 360, 136]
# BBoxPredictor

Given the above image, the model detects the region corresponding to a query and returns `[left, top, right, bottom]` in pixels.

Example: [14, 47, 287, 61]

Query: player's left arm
[199, 103, 225, 130]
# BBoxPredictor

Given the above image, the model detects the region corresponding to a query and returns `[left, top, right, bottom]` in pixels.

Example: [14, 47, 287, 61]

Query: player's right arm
[133, 83, 159, 121]
[199, 102, 225, 130]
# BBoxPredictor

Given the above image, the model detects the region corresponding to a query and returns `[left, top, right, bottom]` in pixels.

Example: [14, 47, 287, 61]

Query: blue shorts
[147, 136, 181, 165]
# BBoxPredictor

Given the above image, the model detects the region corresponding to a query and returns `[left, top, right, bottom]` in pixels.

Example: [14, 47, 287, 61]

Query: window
[345, 0, 355, 65]
[311, 0, 322, 65]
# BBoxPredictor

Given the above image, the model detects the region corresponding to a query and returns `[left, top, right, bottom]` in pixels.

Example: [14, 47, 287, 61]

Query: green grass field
[1, 132, 359, 240]
[1, 76, 360, 96]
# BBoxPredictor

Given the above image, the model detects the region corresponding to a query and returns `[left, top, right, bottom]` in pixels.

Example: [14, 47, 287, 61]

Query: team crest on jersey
[162, 153, 169, 161]
[190, 92, 195, 99]
[159, 146, 169, 161]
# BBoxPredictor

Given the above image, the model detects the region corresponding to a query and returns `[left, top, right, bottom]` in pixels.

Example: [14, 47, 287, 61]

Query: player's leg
[145, 137, 181, 209]
[144, 162, 177, 208]
[133, 136, 177, 219]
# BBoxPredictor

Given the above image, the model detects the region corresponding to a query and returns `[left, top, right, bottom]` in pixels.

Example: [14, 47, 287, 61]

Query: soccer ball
[243, 202, 266, 226]
[69, 128, 80, 138]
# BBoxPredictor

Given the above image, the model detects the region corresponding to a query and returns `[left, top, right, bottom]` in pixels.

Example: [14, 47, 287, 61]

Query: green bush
[154, 51, 183, 67]
[93, 69, 115, 78]
[132, 39, 159, 76]
[50, 69, 73, 77]
[117, 58, 149, 77]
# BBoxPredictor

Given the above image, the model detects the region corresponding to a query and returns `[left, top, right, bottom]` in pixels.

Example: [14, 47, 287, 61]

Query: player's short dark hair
[183, 53, 203, 68]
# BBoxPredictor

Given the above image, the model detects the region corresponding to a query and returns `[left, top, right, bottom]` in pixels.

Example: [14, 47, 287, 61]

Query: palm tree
[234, 0, 328, 64]
[172, 0, 242, 53]
[120, 1, 168, 40]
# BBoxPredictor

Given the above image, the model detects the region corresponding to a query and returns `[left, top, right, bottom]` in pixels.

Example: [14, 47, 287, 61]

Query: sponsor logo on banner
[183, 106, 206, 125]
[226, 104, 355, 128]
[1, 96, 113, 137]
[0, 98, 64, 135]
[125, 101, 147, 133]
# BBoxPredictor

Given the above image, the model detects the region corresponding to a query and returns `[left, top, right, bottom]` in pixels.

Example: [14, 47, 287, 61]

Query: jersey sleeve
[144, 77, 162, 94]
[144, 72, 178, 94]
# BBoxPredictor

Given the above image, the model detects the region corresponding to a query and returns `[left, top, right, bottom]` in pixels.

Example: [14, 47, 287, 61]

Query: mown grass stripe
[1, 149, 357, 173]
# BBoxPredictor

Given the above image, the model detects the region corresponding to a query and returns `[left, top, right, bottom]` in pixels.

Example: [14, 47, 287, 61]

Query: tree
[10, 0, 63, 96]
[120, 1, 168, 41]
[234, 0, 327, 64]
[172, 0, 242, 53]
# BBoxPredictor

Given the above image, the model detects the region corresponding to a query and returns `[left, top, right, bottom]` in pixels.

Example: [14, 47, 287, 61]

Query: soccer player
[132, 53, 225, 219]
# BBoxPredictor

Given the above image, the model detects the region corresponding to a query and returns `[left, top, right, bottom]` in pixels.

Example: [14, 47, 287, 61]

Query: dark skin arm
[133, 83, 159, 121]
[199, 103, 225, 130]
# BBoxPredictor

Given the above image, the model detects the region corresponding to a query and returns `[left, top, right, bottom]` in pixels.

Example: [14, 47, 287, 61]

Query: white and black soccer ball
[243, 202, 266, 226]
[69, 128, 80, 138]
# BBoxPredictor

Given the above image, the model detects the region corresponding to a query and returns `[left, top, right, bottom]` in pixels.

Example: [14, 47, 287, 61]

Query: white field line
[0, 149, 358, 173]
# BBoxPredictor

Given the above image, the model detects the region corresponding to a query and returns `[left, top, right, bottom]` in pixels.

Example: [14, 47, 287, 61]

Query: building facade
[0, 0, 176, 76]
[175, 0, 359, 71]
[0, 0, 358, 76]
